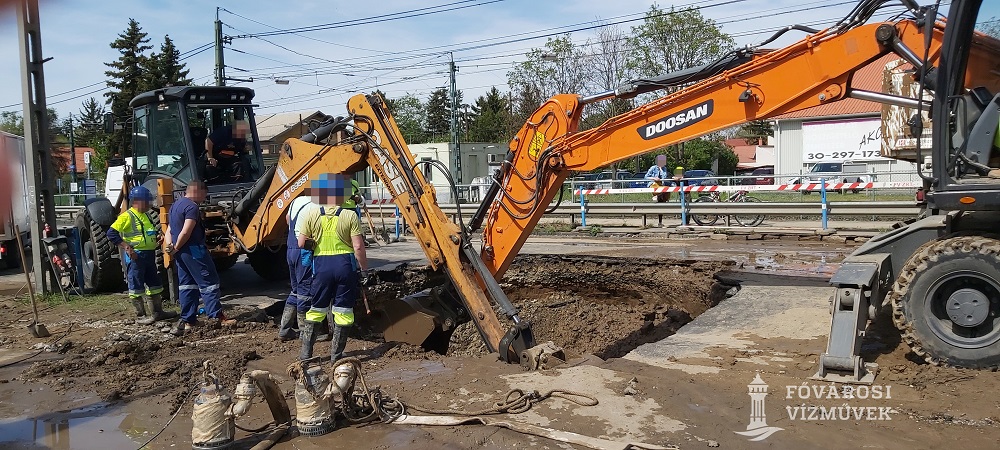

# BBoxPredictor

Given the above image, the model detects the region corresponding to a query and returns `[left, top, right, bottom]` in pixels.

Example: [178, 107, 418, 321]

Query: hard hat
[130, 185, 153, 203]
[351, 179, 360, 195]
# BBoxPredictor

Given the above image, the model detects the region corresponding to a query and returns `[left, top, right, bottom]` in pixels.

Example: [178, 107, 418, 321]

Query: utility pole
[69, 114, 77, 205]
[215, 7, 226, 86]
[449, 52, 462, 186]
[17, 0, 56, 294]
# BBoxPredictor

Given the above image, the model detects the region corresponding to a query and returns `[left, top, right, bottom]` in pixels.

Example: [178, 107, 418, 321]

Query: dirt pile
[22, 308, 273, 410]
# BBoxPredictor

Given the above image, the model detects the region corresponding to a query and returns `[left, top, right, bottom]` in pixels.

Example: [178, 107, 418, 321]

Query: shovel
[14, 225, 50, 338]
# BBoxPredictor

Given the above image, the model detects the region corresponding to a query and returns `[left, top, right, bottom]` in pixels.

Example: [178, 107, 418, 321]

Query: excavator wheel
[75, 210, 125, 293]
[247, 245, 289, 281]
[890, 236, 1000, 368]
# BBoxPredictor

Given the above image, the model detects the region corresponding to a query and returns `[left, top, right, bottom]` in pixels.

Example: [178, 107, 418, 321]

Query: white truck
[0, 131, 28, 269]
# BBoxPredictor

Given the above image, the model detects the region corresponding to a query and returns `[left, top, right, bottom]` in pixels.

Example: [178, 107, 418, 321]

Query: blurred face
[310, 173, 347, 207]
[132, 199, 150, 211]
[187, 182, 208, 203]
[656, 155, 667, 168]
[234, 121, 250, 139]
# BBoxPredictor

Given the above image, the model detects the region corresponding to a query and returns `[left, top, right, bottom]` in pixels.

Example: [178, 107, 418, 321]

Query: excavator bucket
[377, 285, 468, 354]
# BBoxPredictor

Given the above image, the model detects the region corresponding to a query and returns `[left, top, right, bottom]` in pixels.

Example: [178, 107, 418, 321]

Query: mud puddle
[0, 402, 142, 449]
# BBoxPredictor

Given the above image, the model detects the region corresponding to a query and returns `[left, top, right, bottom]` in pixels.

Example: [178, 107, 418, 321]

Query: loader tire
[247, 245, 289, 281]
[76, 211, 125, 293]
[213, 254, 240, 272]
[890, 236, 1000, 368]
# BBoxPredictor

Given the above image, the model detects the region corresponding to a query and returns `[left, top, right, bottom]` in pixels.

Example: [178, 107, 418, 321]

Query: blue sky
[1, 0, 997, 120]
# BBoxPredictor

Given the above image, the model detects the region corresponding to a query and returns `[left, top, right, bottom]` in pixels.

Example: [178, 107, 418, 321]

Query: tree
[508, 35, 588, 104]
[144, 35, 191, 91]
[628, 6, 735, 88]
[468, 87, 512, 142]
[105, 18, 153, 156]
[0, 111, 23, 136]
[425, 88, 450, 140]
[582, 24, 635, 128]
[675, 138, 739, 174]
[385, 92, 427, 144]
[72, 97, 110, 160]
[738, 120, 774, 145]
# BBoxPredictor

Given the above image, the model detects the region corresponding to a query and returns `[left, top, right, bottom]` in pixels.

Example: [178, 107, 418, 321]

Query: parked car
[572, 173, 600, 189]
[792, 162, 869, 194]
[627, 171, 649, 188]
[681, 169, 719, 186]
[593, 169, 634, 189]
[750, 167, 774, 185]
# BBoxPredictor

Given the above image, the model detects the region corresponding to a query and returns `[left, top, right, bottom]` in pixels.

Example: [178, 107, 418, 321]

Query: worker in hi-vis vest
[295, 174, 372, 362]
[107, 185, 178, 324]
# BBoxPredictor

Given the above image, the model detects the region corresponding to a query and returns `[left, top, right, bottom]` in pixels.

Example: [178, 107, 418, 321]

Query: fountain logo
[734, 372, 784, 441]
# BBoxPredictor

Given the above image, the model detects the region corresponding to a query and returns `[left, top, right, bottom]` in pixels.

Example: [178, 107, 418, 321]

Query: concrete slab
[624, 275, 832, 374]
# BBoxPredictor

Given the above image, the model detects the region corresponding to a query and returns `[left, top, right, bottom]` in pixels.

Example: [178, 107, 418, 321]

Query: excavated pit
[359, 254, 735, 360]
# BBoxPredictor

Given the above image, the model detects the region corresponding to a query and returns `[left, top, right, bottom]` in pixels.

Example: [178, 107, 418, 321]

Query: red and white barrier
[574, 181, 920, 196]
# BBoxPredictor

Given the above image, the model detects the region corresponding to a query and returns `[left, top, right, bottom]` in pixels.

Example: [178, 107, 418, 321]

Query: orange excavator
[104, 0, 1000, 373]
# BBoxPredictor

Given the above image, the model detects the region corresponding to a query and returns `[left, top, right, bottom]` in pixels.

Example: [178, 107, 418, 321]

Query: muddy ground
[0, 237, 998, 449]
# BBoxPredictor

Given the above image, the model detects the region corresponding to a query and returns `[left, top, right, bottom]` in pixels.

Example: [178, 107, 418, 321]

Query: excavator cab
[128, 86, 265, 195]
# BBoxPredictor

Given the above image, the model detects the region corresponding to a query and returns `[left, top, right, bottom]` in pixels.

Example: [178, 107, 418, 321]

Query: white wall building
[363, 142, 506, 203]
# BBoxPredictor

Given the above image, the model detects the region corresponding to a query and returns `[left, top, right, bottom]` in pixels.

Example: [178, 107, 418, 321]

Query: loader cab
[128, 86, 265, 196]
[927, 0, 1000, 210]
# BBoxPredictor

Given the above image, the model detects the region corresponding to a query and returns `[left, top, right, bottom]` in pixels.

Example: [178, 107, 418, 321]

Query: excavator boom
[478, 19, 950, 277]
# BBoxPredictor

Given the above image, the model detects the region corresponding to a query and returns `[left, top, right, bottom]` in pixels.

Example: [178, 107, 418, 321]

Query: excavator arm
[232, 96, 538, 364]
[476, 18, 949, 277]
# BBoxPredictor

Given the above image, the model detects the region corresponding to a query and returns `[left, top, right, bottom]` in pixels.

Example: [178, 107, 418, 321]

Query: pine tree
[104, 18, 152, 155]
[468, 87, 511, 142]
[76, 97, 107, 148]
[145, 35, 191, 90]
[425, 88, 450, 140]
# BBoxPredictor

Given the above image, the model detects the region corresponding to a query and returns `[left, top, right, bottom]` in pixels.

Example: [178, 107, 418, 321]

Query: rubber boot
[130, 297, 147, 324]
[330, 324, 351, 363]
[316, 317, 331, 342]
[138, 294, 178, 325]
[278, 304, 298, 341]
[299, 313, 317, 361]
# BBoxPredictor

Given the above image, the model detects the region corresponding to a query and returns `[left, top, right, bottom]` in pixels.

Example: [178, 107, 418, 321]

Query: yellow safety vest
[111, 207, 157, 251]
[314, 207, 354, 257]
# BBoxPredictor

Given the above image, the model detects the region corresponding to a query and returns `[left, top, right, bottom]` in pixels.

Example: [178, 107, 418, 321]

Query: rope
[324, 357, 598, 423]
[135, 385, 198, 450]
[402, 388, 598, 416]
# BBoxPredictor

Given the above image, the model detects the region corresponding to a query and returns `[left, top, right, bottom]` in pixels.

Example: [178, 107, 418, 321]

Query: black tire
[690, 196, 719, 226]
[247, 245, 289, 281]
[890, 236, 1000, 368]
[734, 196, 765, 227]
[75, 212, 125, 293]
[214, 254, 239, 272]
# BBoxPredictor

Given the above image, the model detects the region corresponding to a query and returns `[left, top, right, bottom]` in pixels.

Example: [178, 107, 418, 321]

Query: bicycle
[690, 190, 765, 227]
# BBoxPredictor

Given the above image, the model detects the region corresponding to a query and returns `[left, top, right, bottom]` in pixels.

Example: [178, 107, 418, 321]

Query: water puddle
[0, 402, 141, 450]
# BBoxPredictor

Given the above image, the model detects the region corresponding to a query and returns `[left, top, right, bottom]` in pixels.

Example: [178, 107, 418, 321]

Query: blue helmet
[129, 185, 153, 203]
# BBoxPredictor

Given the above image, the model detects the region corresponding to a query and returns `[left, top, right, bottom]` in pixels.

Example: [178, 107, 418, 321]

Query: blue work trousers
[286, 248, 314, 312]
[175, 244, 222, 323]
[306, 253, 358, 313]
[125, 249, 162, 298]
